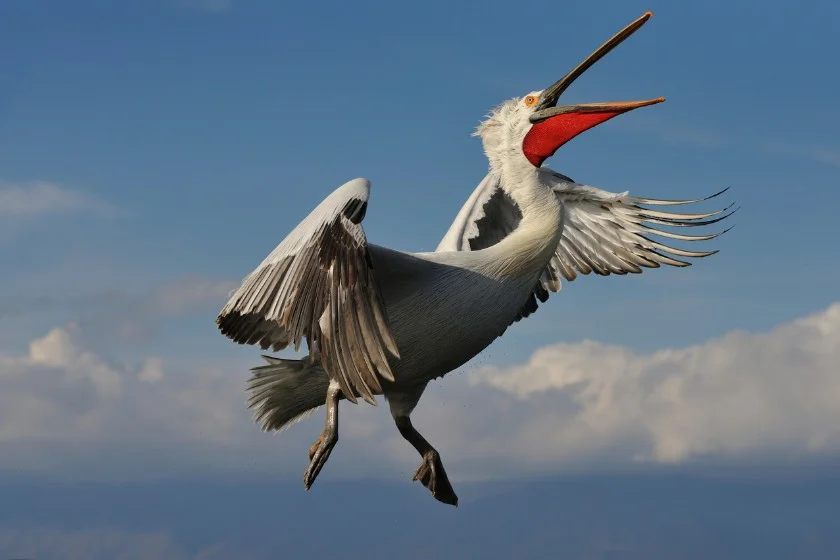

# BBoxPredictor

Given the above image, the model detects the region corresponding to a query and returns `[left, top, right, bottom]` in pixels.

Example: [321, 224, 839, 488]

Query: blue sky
[1, 0, 839, 558]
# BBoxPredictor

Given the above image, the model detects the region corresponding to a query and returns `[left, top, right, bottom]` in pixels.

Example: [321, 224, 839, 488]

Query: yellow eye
[524, 95, 539, 107]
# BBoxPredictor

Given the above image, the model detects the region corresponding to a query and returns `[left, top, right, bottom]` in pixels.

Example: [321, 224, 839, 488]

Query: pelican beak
[523, 11, 664, 167]
[530, 98, 665, 125]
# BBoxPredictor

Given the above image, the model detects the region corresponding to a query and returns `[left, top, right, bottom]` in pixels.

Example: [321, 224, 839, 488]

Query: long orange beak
[523, 12, 664, 167]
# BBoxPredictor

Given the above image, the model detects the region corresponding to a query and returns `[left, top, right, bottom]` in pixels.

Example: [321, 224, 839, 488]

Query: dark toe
[433, 485, 459, 507]
[413, 454, 458, 507]
[303, 439, 335, 491]
[307, 435, 323, 462]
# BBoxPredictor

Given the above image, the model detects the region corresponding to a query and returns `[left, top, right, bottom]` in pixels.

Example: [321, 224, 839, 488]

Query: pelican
[216, 12, 733, 506]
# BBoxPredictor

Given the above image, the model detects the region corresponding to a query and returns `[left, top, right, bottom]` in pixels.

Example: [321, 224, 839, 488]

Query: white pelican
[216, 12, 734, 506]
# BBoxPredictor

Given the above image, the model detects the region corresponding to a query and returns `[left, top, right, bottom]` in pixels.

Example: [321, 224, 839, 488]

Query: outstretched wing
[545, 173, 735, 288]
[216, 178, 399, 405]
[438, 170, 734, 321]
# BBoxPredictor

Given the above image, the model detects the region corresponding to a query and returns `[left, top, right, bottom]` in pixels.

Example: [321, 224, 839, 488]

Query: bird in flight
[216, 12, 734, 507]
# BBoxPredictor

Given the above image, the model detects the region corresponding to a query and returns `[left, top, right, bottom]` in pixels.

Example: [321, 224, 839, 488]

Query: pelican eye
[524, 95, 539, 107]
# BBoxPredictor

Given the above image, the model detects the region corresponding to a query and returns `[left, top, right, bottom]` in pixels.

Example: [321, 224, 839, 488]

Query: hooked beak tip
[536, 11, 657, 110]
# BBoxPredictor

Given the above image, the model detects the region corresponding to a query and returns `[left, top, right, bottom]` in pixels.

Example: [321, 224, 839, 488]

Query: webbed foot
[413, 451, 458, 507]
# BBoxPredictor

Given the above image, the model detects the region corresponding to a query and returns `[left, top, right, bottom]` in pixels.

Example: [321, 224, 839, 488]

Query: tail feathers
[247, 355, 330, 432]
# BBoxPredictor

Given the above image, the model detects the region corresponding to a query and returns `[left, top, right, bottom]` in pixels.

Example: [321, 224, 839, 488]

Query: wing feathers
[625, 186, 731, 206]
[525, 180, 734, 320]
[436, 171, 734, 328]
[549, 183, 734, 283]
[217, 178, 399, 405]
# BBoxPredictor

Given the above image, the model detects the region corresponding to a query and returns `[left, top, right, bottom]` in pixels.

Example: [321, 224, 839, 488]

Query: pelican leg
[387, 384, 457, 506]
[395, 415, 458, 506]
[303, 380, 341, 490]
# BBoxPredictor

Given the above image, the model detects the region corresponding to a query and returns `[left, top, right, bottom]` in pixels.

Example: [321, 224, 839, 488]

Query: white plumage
[215, 11, 734, 506]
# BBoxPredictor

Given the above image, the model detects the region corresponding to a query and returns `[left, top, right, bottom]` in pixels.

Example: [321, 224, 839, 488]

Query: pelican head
[476, 11, 664, 176]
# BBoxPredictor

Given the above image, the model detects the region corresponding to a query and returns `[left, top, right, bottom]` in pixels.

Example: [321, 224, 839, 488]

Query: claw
[303, 382, 341, 491]
[308, 434, 323, 462]
[413, 451, 458, 507]
[304, 430, 337, 490]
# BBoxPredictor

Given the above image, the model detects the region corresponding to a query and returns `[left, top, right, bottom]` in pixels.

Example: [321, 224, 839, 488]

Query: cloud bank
[1, 302, 838, 481]
[458, 302, 840, 474]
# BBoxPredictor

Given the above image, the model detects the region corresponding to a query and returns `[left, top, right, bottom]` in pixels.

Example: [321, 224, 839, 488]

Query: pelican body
[216, 12, 733, 506]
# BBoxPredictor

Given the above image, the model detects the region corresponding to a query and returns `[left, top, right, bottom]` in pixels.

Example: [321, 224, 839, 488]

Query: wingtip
[704, 186, 731, 201]
[343, 177, 372, 193]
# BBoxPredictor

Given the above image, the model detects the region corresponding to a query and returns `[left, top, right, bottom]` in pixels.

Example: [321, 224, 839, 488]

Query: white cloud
[448, 302, 840, 475]
[0, 324, 140, 444]
[0, 181, 111, 217]
[138, 357, 165, 383]
[0, 320, 284, 480]
[0, 303, 839, 482]
[27, 324, 123, 398]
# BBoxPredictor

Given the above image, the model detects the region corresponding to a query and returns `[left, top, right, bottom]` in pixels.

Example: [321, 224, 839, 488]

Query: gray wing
[439, 170, 734, 322]
[546, 174, 735, 285]
[216, 178, 399, 405]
